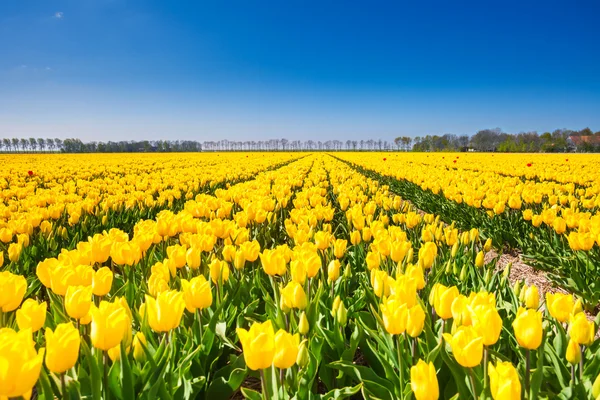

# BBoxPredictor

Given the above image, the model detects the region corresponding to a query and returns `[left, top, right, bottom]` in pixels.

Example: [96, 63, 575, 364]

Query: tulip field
[2, 152, 600, 400]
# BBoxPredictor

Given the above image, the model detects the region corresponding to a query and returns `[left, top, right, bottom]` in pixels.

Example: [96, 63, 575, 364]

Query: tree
[37, 138, 46, 152]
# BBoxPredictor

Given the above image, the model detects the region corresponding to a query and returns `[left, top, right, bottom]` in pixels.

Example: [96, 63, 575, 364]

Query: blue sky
[1, 0, 599, 142]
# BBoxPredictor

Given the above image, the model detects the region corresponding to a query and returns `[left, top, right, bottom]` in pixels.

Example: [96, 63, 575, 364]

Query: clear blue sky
[1, 0, 599, 142]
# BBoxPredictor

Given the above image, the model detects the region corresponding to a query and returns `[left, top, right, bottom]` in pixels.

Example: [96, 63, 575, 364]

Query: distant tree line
[1, 127, 598, 153]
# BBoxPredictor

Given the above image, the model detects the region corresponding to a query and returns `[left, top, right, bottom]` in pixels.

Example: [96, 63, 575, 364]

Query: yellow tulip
[181, 275, 213, 312]
[8, 242, 22, 262]
[475, 251, 485, 268]
[16, 299, 47, 332]
[0, 271, 27, 312]
[90, 300, 129, 350]
[523, 285, 539, 309]
[443, 326, 484, 368]
[471, 305, 502, 346]
[365, 251, 380, 270]
[568, 312, 595, 346]
[327, 260, 341, 283]
[333, 239, 347, 259]
[273, 329, 300, 369]
[418, 242, 437, 269]
[240, 240, 260, 262]
[350, 230, 361, 245]
[209, 258, 230, 284]
[234, 250, 246, 270]
[0, 251, 3, 268]
[280, 281, 307, 311]
[65, 285, 93, 320]
[290, 259, 308, 285]
[145, 291, 186, 333]
[406, 303, 426, 338]
[45, 322, 80, 373]
[488, 361, 521, 400]
[0, 328, 45, 399]
[512, 307, 543, 350]
[237, 320, 275, 370]
[298, 311, 310, 335]
[433, 284, 459, 320]
[545, 293, 573, 323]
[381, 296, 408, 335]
[185, 246, 202, 269]
[566, 339, 581, 365]
[260, 249, 287, 276]
[132, 332, 147, 363]
[92, 267, 113, 297]
[410, 360, 439, 400]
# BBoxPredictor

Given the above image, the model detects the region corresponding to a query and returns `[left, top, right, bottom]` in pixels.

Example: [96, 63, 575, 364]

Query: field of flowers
[1, 152, 600, 400]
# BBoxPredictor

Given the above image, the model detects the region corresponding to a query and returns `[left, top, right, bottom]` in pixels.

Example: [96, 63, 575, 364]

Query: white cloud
[54, 11, 64, 19]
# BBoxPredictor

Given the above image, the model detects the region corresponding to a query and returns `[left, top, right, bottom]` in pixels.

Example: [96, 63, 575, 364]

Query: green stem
[196, 308, 203, 344]
[525, 349, 530, 399]
[579, 345, 584, 381]
[483, 347, 488, 390]
[396, 334, 405, 400]
[61, 373, 67, 399]
[103, 351, 109, 399]
[469, 368, 477, 399]
[260, 368, 270, 400]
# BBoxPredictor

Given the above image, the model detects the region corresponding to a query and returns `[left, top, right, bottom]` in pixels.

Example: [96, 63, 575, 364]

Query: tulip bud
[410, 360, 439, 400]
[406, 248, 414, 264]
[445, 260, 452, 275]
[519, 284, 528, 303]
[475, 251, 485, 268]
[298, 312, 310, 335]
[566, 339, 581, 365]
[102, 215, 108, 225]
[524, 285, 539, 309]
[513, 280, 521, 297]
[452, 261, 459, 276]
[451, 242, 459, 258]
[344, 264, 351, 279]
[459, 264, 467, 282]
[484, 238, 492, 252]
[593, 373, 600, 399]
[484, 269, 492, 285]
[132, 332, 147, 363]
[296, 340, 310, 368]
[336, 301, 348, 327]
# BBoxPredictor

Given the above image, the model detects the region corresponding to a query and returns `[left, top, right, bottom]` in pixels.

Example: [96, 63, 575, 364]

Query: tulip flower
[273, 329, 300, 369]
[45, 322, 81, 373]
[0, 271, 27, 312]
[327, 259, 341, 283]
[8, 242, 22, 262]
[16, 299, 47, 332]
[512, 307, 543, 350]
[92, 267, 113, 297]
[418, 242, 437, 269]
[90, 300, 129, 350]
[433, 284, 459, 320]
[488, 361, 521, 400]
[471, 305, 502, 346]
[443, 326, 484, 368]
[132, 332, 148, 363]
[144, 291, 186, 333]
[0, 328, 45, 399]
[410, 360, 439, 400]
[65, 285, 93, 320]
[280, 281, 307, 311]
[186, 246, 202, 269]
[523, 285, 539, 309]
[381, 296, 408, 335]
[209, 258, 230, 284]
[237, 320, 275, 370]
[181, 275, 213, 312]
[365, 251, 380, 270]
[546, 293, 573, 323]
[475, 251, 485, 268]
[260, 249, 287, 276]
[350, 230, 361, 245]
[406, 303, 426, 338]
[333, 238, 347, 259]
[240, 240, 260, 262]
[569, 312, 595, 346]
[566, 339, 581, 365]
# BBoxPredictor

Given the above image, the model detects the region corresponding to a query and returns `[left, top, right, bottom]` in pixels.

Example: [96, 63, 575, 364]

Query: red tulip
[28, 171, 33, 176]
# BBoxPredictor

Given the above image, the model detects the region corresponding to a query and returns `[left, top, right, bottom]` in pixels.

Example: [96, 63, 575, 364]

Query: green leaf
[320, 383, 363, 399]
[240, 387, 263, 400]
[120, 342, 135, 400]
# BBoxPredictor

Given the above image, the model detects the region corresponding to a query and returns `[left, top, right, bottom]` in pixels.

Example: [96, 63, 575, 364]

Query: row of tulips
[335, 153, 600, 310]
[2, 153, 600, 400]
